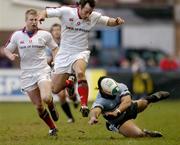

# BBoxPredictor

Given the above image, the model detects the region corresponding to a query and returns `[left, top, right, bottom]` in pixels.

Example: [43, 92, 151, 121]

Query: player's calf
[48, 98, 59, 121]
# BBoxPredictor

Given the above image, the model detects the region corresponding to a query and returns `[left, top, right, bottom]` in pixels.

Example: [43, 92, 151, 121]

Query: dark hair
[50, 23, 61, 33]
[78, 0, 96, 8]
[97, 76, 116, 99]
[97, 76, 108, 91]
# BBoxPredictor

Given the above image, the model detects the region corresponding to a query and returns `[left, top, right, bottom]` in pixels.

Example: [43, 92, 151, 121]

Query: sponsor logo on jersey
[69, 18, 74, 21]
[20, 40, 24, 44]
[76, 22, 81, 26]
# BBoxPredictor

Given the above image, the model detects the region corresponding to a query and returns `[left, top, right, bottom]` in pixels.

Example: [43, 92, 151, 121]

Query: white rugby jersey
[5, 28, 58, 70]
[46, 6, 109, 53]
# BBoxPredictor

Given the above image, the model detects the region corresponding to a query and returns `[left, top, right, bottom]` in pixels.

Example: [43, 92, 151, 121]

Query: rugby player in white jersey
[38, 0, 125, 117]
[4, 9, 59, 136]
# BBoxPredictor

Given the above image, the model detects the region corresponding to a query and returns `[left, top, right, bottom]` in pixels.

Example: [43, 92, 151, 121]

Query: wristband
[116, 108, 121, 114]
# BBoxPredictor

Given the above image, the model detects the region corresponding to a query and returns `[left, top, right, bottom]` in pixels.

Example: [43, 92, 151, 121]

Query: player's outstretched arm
[89, 107, 102, 125]
[107, 17, 125, 27]
[38, 10, 47, 24]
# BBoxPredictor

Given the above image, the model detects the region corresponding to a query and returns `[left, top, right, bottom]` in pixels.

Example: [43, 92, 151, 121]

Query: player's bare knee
[52, 86, 60, 94]
[42, 96, 51, 104]
[138, 99, 148, 108]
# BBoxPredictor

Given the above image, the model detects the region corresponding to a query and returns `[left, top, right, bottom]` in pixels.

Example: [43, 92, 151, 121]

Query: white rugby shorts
[54, 50, 90, 74]
[20, 66, 51, 92]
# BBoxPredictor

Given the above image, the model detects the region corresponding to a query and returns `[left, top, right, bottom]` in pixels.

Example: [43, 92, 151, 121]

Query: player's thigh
[119, 119, 144, 137]
[51, 73, 69, 93]
[27, 87, 42, 107]
[73, 59, 87, 79]
[133, 99, 148, 113]
[38, 80, 52, 100]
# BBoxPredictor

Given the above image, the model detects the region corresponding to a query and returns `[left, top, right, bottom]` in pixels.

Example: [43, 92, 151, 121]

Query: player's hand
[9, 53, 18, 61]
[38, 11, 46, 24]
[38, 16, 45, 24]
[88, 116, 98, 125]
[116, 17, 125, 25]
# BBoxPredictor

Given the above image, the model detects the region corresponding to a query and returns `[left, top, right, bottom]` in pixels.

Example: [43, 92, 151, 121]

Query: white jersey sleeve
[90, 11, 109, 25]
[6, 32, 18, 52]
[45, 32, 58, 50]
[46, 6, 67, 18]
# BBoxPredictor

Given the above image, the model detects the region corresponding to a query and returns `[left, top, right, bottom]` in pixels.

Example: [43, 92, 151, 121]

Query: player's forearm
[90, 108, 101, 119]
[38, 10, 48, 22]
[117, 95, 131, 113]
[4, 48, 13, 60]
[42, 10, 48, 18]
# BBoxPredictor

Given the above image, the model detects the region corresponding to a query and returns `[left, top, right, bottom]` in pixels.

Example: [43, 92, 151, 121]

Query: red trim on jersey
[77, 7, 82, 19]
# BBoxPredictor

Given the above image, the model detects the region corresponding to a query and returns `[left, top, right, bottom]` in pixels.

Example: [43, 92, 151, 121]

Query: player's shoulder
[61, 5, 76, 11]
[89, 11, 102, 20]
[118, 83, 128, 90]
[91, 11, 102, 17]
[10, 29, 24, 38]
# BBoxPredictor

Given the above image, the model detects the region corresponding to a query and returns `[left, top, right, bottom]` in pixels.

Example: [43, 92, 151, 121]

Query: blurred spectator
[146, 58, 157, 69]
[159, 54, 179, 71]
[119, 58, 131, 69]
[131, 55, 146, 73]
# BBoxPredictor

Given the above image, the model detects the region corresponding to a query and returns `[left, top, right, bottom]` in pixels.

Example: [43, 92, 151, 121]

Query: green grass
[0, 101, 180, 145]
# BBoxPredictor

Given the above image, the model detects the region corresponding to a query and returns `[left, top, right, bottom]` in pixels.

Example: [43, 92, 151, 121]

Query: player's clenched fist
[9, 53, 18, 61]
[115, 17, 125, 25]
[38, 10, 47, 24]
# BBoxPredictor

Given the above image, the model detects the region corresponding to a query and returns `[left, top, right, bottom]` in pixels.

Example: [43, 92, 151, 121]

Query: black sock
[143, 95, 156, 103]
[61, 102, 73, 119]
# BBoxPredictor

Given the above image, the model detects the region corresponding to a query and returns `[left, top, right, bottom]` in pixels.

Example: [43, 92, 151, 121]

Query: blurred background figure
[46, 23, 79, 123]
[159, 54, 179, 71]
[46, 23, 61, 66]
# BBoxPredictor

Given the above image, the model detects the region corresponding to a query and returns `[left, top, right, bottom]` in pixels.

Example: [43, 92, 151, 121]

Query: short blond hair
[25, 9, 38, 20]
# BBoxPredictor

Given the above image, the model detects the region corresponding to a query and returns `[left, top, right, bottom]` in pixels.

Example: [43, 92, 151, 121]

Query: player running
[4, 9, 59, 136]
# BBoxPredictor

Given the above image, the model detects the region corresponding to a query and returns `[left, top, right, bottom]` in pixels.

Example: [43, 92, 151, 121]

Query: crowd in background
[1, 44, 179, 72]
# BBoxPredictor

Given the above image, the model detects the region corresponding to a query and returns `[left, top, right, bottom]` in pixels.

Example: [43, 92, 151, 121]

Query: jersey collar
[77, 7, 82, 19]
[22, 27, 38, 38]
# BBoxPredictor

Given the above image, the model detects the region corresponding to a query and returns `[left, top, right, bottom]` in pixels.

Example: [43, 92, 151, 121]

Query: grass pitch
[0, 101, 180, 145]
